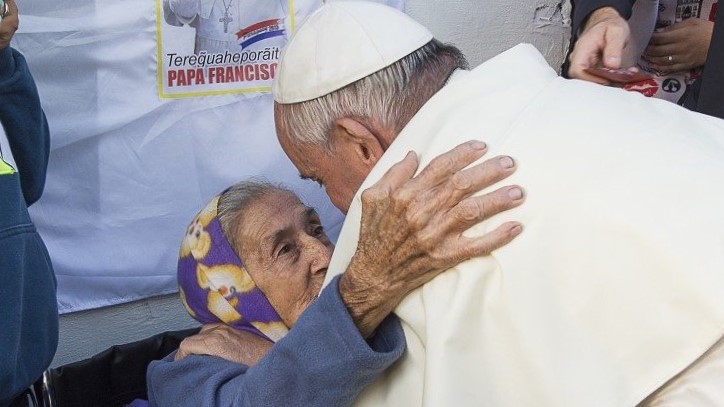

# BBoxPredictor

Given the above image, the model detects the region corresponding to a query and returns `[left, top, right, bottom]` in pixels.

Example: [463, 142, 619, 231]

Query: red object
[711, 2, 718, 21]
[236, 19, 279, 39]
[585, 67, 653, 83]
[624, 79, 659, 97]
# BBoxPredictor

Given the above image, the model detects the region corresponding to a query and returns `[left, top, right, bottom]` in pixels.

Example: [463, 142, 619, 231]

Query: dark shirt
[681, 8, 724, 119]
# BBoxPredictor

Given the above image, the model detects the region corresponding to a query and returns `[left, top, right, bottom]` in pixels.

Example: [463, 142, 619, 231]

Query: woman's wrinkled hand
[175, 324, 273, 367]
[340, 140, 525, 338]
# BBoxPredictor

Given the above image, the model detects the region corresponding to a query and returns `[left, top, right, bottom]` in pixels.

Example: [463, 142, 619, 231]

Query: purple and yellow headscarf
[177, 193, 289, 342]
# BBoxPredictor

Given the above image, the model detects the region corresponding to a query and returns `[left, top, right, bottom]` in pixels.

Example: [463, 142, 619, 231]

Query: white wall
[409, 0, 572, 70]
[53, 0, 572, 368]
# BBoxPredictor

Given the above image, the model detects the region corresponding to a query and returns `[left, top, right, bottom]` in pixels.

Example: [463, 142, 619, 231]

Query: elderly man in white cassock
[273, 2, 724, 406]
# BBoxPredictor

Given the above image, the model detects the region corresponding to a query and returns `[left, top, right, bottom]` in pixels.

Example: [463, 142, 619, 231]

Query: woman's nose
[302, 236, 331, 274]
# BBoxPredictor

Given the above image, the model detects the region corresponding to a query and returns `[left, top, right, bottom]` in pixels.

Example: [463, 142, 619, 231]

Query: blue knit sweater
[0, 46, 58, 406]
[147, 276, 406, 407]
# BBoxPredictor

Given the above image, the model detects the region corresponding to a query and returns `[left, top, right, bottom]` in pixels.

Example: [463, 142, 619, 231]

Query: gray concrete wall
[53, 294, 198, 367]
[408, 0, 572, 70]
[53, 0, 572, 368]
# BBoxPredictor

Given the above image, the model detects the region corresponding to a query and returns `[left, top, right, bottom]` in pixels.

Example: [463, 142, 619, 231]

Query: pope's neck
[385, 68, 469, 152]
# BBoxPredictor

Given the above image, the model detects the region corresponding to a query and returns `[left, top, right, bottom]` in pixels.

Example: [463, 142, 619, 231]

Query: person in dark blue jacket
[0, 0, 58, 405]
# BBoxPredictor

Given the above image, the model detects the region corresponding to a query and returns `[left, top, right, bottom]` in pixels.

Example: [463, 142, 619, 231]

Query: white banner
[15, 0, 402, 313]
[158, 0, 310, 97]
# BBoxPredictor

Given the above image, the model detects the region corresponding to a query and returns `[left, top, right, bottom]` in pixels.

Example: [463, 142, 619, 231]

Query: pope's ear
[332, 117, 385, 166]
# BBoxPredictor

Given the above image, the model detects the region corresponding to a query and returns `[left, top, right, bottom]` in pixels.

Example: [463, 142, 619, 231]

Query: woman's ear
[331, 117, 386, 167]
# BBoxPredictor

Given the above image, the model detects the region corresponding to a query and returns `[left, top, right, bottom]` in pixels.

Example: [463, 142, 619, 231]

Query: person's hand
[568, 6, 632, 84]
[339, 140, 524, 338]
[643, 18, 714, 73]
[175, 323, 273, 367]
[0, 0, 18, 50]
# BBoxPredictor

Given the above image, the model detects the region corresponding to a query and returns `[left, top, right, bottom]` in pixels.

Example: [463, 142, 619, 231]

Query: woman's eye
[278, 244, 292, 256]
[312, 225, 324, 237]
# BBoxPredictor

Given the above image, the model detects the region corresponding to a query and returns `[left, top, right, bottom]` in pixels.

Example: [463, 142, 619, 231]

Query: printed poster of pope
[157, 0, 321, 97]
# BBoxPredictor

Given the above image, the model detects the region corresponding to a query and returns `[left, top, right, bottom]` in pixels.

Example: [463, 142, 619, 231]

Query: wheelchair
[9, 328, 199, 407]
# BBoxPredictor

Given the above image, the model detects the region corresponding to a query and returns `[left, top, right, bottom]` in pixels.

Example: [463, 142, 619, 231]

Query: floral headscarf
[177, 193, 289, 342]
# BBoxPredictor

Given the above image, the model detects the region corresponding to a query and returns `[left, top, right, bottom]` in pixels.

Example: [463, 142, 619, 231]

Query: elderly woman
[146, 142, 524, 407]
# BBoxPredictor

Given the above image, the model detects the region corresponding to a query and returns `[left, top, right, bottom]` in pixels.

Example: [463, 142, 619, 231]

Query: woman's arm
[146, 276, 405, 407]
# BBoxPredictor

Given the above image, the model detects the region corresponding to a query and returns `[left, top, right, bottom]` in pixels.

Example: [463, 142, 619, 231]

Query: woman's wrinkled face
[238, 190, 334, 328]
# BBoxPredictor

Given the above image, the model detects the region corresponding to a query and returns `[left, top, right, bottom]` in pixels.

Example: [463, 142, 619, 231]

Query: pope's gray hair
[274, 39, 467, 151]
[217, 180, 295, 255]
